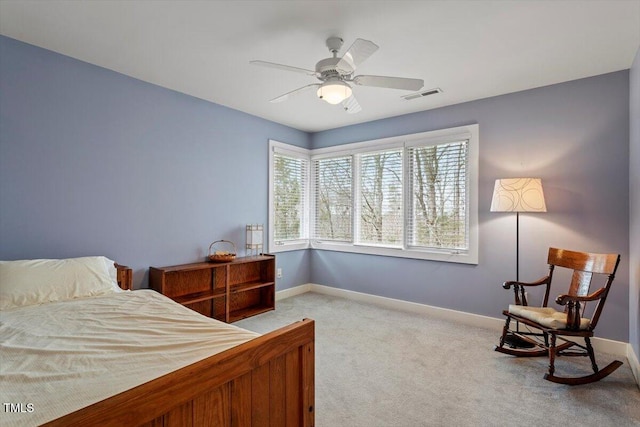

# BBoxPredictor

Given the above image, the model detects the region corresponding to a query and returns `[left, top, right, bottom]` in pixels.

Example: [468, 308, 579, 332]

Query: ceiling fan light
[317, 81, 352, 105]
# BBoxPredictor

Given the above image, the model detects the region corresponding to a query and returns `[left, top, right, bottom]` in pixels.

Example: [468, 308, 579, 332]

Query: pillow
[0, 256, 118, 310]
[101, 256, 123, 292]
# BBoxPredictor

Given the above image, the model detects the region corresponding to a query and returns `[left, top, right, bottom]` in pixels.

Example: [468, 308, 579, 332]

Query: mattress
[0, 290, 259, 426]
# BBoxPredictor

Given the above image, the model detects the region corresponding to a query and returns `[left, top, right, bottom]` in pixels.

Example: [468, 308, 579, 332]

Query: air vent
[402, 87, 442, 101]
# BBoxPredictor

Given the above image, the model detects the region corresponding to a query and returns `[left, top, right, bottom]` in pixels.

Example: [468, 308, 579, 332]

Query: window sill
[309, 241, 478, 264]
[268, 241, 310, 253]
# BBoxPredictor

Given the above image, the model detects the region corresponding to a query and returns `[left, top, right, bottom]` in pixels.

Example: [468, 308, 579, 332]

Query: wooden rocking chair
[494, 247, 622, 385]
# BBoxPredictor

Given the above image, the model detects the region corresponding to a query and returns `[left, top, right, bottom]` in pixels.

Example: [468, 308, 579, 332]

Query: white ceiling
[1, 1, 639, 132]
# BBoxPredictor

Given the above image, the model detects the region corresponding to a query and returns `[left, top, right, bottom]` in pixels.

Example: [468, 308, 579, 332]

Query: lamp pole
[516, 211, 520, 283]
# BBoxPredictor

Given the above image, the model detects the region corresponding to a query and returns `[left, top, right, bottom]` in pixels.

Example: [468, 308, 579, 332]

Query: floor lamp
[491, 178, 546, 347]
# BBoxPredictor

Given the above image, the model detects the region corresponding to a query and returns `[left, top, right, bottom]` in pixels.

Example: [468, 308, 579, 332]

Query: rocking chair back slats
[496, 247, 622, 385]
[566, 270, 593, 324]
[570, 270, 593, 297]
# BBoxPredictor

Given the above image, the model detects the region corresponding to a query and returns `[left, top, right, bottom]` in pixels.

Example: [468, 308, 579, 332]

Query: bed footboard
[43, 319, 315, 427]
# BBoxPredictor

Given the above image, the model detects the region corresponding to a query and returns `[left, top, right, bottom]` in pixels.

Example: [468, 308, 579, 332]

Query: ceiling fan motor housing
[315, 57, 353, 80]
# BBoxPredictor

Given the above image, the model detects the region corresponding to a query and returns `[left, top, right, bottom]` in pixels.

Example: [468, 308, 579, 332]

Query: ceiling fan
[250, 37, 424, 113]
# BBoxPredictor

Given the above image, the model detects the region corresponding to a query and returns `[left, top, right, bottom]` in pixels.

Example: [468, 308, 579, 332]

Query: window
[269, 125, 478, 264]
[313, 155, 352, 242]
[357, 149, 404, 247]
[407, 140, 468, 250]
[269, 141, 309, 251]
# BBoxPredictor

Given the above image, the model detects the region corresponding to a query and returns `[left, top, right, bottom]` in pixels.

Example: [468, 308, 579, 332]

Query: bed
[0, 257, 314, 426]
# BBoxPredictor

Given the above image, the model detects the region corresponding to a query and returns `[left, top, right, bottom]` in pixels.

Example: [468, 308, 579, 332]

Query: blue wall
[0, 35, 632, 342]
[630, 46, 640, 360]
[311, 71, 630, 342]
[0, 36, 311, 288]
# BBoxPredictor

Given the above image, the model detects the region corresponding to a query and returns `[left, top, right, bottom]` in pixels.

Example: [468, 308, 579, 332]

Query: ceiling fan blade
[352, 75, 424, 91]
[250, 60, 318, 77]
[336, 39, 379, 74]
[341, 95, 362, 114]
[269, 83, 321, 103]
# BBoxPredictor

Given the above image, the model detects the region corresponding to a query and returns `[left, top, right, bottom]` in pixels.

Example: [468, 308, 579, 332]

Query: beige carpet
[235, 292, 640, 427]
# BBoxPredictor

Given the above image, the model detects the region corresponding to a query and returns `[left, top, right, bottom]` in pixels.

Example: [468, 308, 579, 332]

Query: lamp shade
[246, 224, 264, 247]
[490, 178, 546, 212]
[317, 80, 352, 105]
[246, 224, 264, 257]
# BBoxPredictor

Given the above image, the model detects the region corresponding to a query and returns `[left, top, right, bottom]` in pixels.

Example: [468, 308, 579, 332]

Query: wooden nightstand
[149, 255, 275, 322]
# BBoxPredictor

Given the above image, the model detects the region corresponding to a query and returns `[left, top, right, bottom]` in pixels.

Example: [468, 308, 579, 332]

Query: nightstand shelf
[173, 289, 226, 305]
[229, 305, 273, 323]
[231, 280, 274, 293]
[150, 255, 275, 323]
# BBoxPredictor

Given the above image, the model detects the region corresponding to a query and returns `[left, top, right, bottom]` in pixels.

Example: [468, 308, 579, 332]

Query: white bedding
[0, 290, 259, 426]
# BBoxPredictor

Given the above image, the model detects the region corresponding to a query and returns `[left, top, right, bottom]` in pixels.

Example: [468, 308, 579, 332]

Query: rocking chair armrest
[555, 287, 606, 305]
[502, 275, 550, 290]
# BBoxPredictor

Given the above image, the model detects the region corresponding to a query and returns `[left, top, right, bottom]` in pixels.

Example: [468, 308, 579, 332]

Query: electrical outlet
[277, 268, 282, 278]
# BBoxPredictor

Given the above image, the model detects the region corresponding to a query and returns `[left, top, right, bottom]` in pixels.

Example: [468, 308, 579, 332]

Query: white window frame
[268, 124, 479, 264]
[268, 140, 311, 252]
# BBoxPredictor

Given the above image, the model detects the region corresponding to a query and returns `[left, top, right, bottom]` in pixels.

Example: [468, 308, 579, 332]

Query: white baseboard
[275, 283, 312, 301]
[628, 345, 640, 388]
[309, 284, 504, 331]
[276, 283, 630, 359]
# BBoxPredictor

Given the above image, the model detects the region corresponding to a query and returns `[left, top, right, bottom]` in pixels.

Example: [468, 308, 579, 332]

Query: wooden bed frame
[42, 264, 315, 427]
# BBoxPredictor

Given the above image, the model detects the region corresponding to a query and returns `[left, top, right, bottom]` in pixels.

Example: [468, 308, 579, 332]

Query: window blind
[407, 140, 468, 250]
[314, 156, 352, 241]
[273, 152, 308, 242]
[358, 149, 403, 247]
